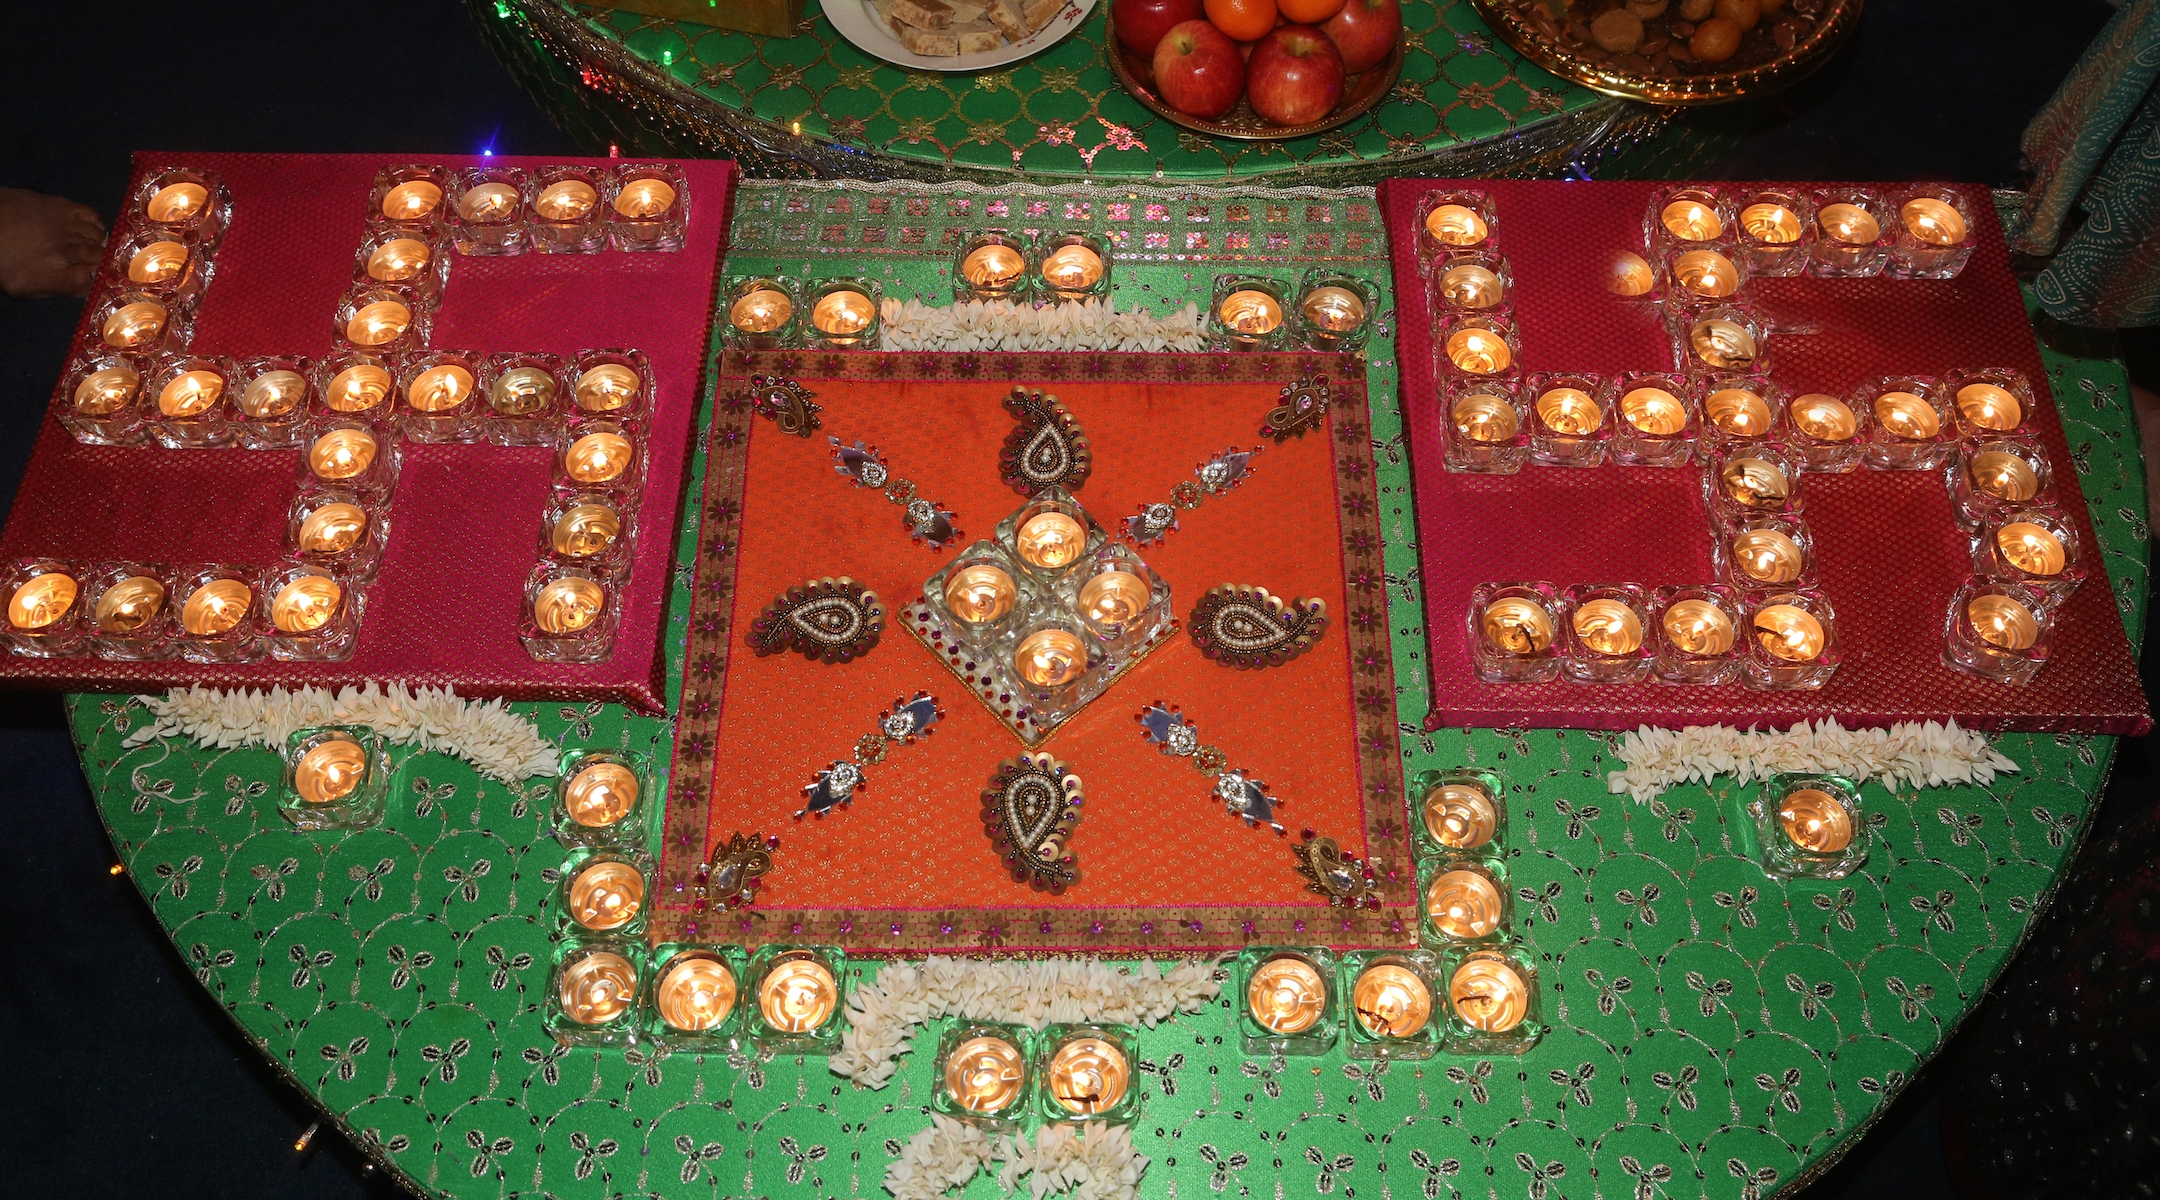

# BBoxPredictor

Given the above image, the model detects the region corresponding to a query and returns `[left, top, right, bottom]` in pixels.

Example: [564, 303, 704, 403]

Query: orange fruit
[1205, 0, 1278, 44]
[1277, 0, 1345, 22]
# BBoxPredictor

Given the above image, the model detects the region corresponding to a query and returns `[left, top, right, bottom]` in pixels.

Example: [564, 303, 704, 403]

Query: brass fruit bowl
[1105, 10, 1406, 142]
[1469, 0, 1862, 106]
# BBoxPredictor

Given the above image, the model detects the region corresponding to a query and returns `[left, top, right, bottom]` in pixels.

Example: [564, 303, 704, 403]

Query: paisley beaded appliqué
[748, 374, 821, 437]
[1000, 387, 1092, 496]
[1293, 832, 1381, 909]
[1189, 585, 1328, 669]
[747, 577, 884, 663]
[1261, 375, 1330, 443]
[983, 752, 1084, 892]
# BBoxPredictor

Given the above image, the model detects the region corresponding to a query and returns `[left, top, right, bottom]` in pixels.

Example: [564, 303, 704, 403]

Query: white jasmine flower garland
[1606, 718, 2020, 803]
[885, 1116, 996, 1200]
[884, 1117, 1148, 1200]
[878, 296, 1208, 354]
[121, 683, 560, 783]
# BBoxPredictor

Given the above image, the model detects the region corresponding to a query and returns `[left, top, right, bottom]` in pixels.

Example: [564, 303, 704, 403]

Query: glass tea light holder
[1604, 250, 1661, 302]
[1235, 947, 1340, 1056]
[1344, 951, 1442, 1060]
[171, 565, 262, 663]
[303, 420, 397, 501]
[1747, 773, 1867, 879]
[111, 226, 207, 312]
[396, 350, 483, 444]
[1809, 187, 1891, 277]
[1429, 252, 1511, 316]
[953, 230, 1032, 303]
[481, 352, 565, 446]
[1417, 189, 1496, 258]
[1, 559, 85, 658]
[723, 276, 797, 350]
[1526, 372, 1614, 468]
[554, 747, 651, 848]
[1681, 305, 1766, 375]
[91, 290, 182, 354]
[1069, 543, 1169, 657]
[1012, 614, 1102, 713]
[546, 939, 645, 1049]
[924, 540, 1027, 646]
[1666, 246, 1747, 309]
[448, 165, 530, 247]
[934, 1024, 1033, 1129]
[747, 945, 847, 1055]
[542, 491, 635, 579]
[312, 350, 397, 425]
[135, 165, 232, 247]
[1716, 515, 1818, 592]
[1742, 591, 1841, 690]
[1610, 373, 1699, 467]
[1443, 377, 1530, 474]
[1733, 187, 1815, 278]
[1702, 443, 1806, 524]
[58, 352, 150, 446]
[1784, 391, 1869, 473]
[1560, 583, 1655, 684]
[1211, 275, 1289, 352]
[354, 227, 448, 305]
[805, 279, 881, 350]
[289, 488, 387, 583]
[1943, 577, 2054, 685]
[367, 165, 450, 231]
[1697, 376, 1785, 454]
[1944, 367, 2038, 441]
[233, 355, 313, 449]
[277, 725, 388, 831]
[1646, 184, 1733, 257]
[607, 163, 689, 252]
[528, 165, 610, 254]
[1421, 858, 1510, 946]
[144, 355, 235, 448]
[1974, 508, 2087, 607]
[1651, 584, 1747, 685]
[1857, 375, 1955, 470]
[258, 564, 358, 661]
[1294, 269, 1376, 352]
[1468, 582, 1562, 684]
[1004, 489, 1103, 583]
[1888, 184, 1975, 280]
[522, 563, 619, 664]
[1438, 313, 1519, 378]
[332, 286, 425, 354]
[558, 848, 652, 938]
[1441, 945, 1542, 1055]
[554, 418, 645, 498]
[569, 350, 651, 420]
[1412, 767, 1506, 857]
[644, 944, 748, 1048]
[1951, 440, 2054, 532]
[83, 563, 175, 661]
[1036, 1024, 1140, 1124]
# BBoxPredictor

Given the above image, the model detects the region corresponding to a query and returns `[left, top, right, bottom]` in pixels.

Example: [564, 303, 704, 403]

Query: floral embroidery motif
[1293, 833, 1381, 909]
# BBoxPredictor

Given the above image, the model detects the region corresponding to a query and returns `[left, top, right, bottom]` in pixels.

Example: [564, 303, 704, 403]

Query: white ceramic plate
[821, 0, 1098, 72]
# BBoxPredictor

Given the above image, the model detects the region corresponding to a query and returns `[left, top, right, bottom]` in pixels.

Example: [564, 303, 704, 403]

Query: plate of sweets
[824, 0, 1098, 69]
[1472, 0, 1861, 105]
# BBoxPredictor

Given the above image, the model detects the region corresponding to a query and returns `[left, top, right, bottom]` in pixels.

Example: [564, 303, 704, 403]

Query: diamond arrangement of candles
[1944, 578, 2054, 685]
[935, 1026, 1031, 1124]
[1889, 185, 1975, 279]
[607, 164, 689, 252]
[561, 853, 649, 935]
[649, 948, 742, 1040]
[1211, 275, 1288, 351]
[277, 726, 387, 831]
[1295, 270, 1375, 351]
[1560, 584, 1654, 683]
[747, 947, 846, 1053]
[1749, 774, 1868, 879]
[1467, 582, 1562, 684]
[547, 943, 643, 1046]
[1348, 955, 1439, 1056]
[722, 276, 797, 349]
[1039, 1026, 1136, 1120]
[1442, 380, 1529, 473]
[806, 279, 881, 350]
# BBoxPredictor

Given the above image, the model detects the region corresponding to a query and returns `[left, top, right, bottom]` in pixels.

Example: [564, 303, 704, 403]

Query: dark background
[0, 2, 2147, 1196]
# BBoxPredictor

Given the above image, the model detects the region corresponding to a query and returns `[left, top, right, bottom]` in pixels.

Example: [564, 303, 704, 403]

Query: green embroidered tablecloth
[75, 179, 2150, 1198]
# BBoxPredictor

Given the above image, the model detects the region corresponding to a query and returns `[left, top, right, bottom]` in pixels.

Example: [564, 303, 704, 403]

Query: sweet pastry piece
[876, 0, 1052, 55]
[988, 0, 1061, 40]
[890, 0, 955, 28]
[953, 19, 1004, 53]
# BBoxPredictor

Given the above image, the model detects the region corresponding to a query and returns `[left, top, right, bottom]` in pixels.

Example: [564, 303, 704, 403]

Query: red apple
[1246, 23, 1344, 126]
[1112, 0, 1204, 58]
[1152, 19, 1245, 121]
[1323, 0, 1401, 73]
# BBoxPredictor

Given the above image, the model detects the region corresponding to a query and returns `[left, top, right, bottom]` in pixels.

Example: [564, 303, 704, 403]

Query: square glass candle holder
[110, 226, 209, 313]
[547, 938, 645, 1048]
[353, 227, 448, 305]
[144, 354, 235, 448]
[554, 747, 652, 848]
[1857, 375, 1954, 470]
[1732, 187, 1816, 278]
[1610, 372, 1699, 467]
[366, 164, 451, 232]
[1943, 577, 2053, 685]
[1416, 189, 1497, 258]
[302, 419, 398, 502]
[396, 350, 483, 444]
[953, 230, 1032, 302]
[1650, 584, 1746, 685]
[446, 166, 529, 256]
[1945, 367, 2039, 442]
[331, 286, 426, 355]
[804, 279, 881, 350]
[746, 945, 847, 1055]
[1442, 376, 1530, 474]
[1066, 543, 1169, 657]
[1468, 581, 1562, 684]
[1697, 375, 1784, 453]
[1526, 372, 1614, 468]
[90, 289, 184, 354]
[933, 1022, 1035, 1129]
[1702, 443, 1806, 524]
[171, 565, 262, 663]
[1973, 507, 2086, 607]
[723, 277, 798, 350]
[1211, 275, 1290, 352]
[555, 416, 645, 499]
[643, 944, 749, 1049]
[522, 564, 618, 664]
[1715, 514, 1818, 592]
[1747, 773, 1867, 879]
[1679, 304, 1766, 375]
[1343, 950, 1443, 1060]
[1604, 250, 1661, 303]
[232, 355, 312, 449]
[1742, 590, 1841, 690]
[557, 847, 653, 939]
[277, 725, 388, 831]
[83, 563, 175, 661]
[1809, 187, 1892, 277]
[542, 491, 636, 580]
[1294, 270, 1376, 352]
[1438, 313, 1519, 378]
[923, 539, 1029, 648]
[1011, 613, 1105, 721]
[1002, 488, 1106, 584]
[58, 352, 150, 446]
[1560, 583, 1655, 684]
[1036, 1023, 1141, 1125]
[289, 487, 388, 584]
[1429, 252, 1511, 318]
[1420, 857, 1510, 946]
[1950, 440, 2054, 532]
[481, 352, 566, 446]
[607, 163, 689, 252]
[1412, 768, 1506, 857]
[135, 165, 233, 247]
[1, 558, 85, 657]
[312, 350, 398, 425]
[528, 165, 610, 254]
[1236, 947, 1340, 1056]
[1645, 184, 1734, 258]
[567, 350, 651, 421]
[258, 563, 358, 662]
[1440, 945, 1543, 1055]
[1783, 390, 1869, 473]
[1664, 245, 1747, 310]
[1888, 184, 1976, 280]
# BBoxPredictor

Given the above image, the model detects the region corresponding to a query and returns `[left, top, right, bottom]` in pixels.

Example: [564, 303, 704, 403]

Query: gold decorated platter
[1470, 0, 1862, 106]
[1104, 9, 1405, 142]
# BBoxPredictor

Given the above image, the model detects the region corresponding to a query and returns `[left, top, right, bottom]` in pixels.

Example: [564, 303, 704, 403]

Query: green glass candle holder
[1410, 768, 1506, 858]
[746, 945, 848, 1055]
[1746, 772, 1868, 880]
[546, 938, 644, 1048]
[932, 1021, 1033, 1131]
[1439, 943, 1544, 1056]
[1234, 946, 1339, 1056]
[643, 943, 749, 1050]
[277, 725, 387, 831]
[556, 847, 652, 940]
[554, 747, 651, 849]
[1418, 856, 1511, 948]
[1342, 949, 1442, 1060]
[1035, 1023, 1141, 1125]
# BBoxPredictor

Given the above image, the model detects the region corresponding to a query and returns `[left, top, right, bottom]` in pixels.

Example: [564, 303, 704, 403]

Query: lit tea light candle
[1041, 244, 1105, 291]
[1353, 963, 1433, 1039]
[294, 738, 368, 805]
[534, 179, 598, 221]
[1436, 263, 1504, 309]
[962, 244, 1026, 289]
[943, 564, 1016, 624]
[1970, 451, 2039, 501]
[1790, 394, 1857, 441]
[1753, 604, 1826, 662]
[1672, 249, 1740, 298]
[327, 363, 392, 412]
[1968, 593, 2040, 650]
[181, 579, 252, 635]
[345, 299, 412, 347]
[551, 503, 621, 559]
[1731, 529, 1805, 584]
[1719, 458, 1791, 507]
[1996, 522, 2066, 576]
[492, 366, 556, 414]
[1740, 202, 1802, 243]
[1015, 627, 1086, 687]
[945, 1035, 1026, 1114]
[457, 182, 520, 223]
[298, 503, 369, 556]
[74, 364, 141, 414]
[1901, 197, 1967, 246]
[1016, 511, 1087, 570]
[1452, 392, 1518, 442]
[1426, 868, 1503, 938]
[95, 576, 165, 635]
[381, 179, 443, 222]
[271, 575, 342, 634]
[1660, 199, 1723, 241]
[1956, 383, 2021, 432]
[1300, 285, 1367, 332]
[656, 954, 737, 1032]
[731, 288, 792, 334]
[1425, 203, 1488, 246]
[1874, 391, 1940, 439]
[239, 369, 305, 419]
[1535, 387, 1602, 436]
[1247, 956, 1327, 1034]
[1620, 387, 1687, 436]
[565, 431, 635, 484]
[564, 759, 638, 826]
[309, 428, 378, 481]
[1571, 598, 1642, 656]
[408, 363, 474, 412]
[1689, 319, 1756, 369]
[1219, 289, 1282, 336]
[1776, 787, 1853, 853]
[1481, 596, 1553, 655]
[1606, 251, 1655, 297]
[366, 237, 431, 282]
[568, 859, 645, 931]
[157, 369, 224, 417]
[1423, 783, 1497, 849]
[1446, 328, 1513, 374]
[7, 572, 77, 630]
[812, 290, 874, 336]
[102, 300, 167, 349]
[535, 577, 607, 635]
[1662, 599, 1734, 656]
[146, 182, 209, 223]
[127, 239, 190, 284]
[759, 956, 838, 1033]
[558, 951, 637, 1024]
[1450, 953, 1529, 1033]
[1818, 203, 1881, 246]
[574, 363, 640, 412]
[1047, 1037, 1129, 1116]
[1079, 570, 1149, 627]
[614, 177, 677, 219]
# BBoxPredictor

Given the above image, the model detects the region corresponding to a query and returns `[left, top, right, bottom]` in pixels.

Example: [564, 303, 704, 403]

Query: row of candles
[367, 162, 690, 256]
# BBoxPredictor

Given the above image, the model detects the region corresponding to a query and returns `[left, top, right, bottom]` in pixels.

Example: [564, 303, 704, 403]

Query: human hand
[0, 187, 107, 299]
